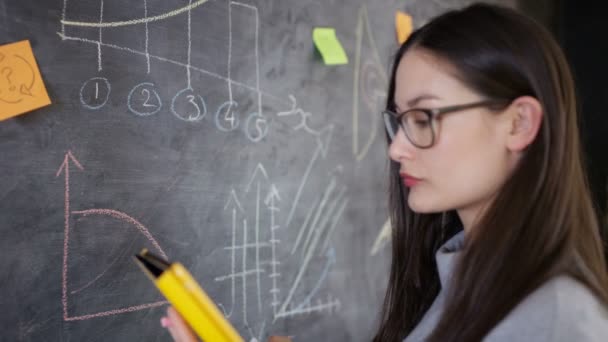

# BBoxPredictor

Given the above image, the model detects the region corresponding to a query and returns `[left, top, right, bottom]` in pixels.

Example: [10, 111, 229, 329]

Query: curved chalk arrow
[14, 54, 35, 96]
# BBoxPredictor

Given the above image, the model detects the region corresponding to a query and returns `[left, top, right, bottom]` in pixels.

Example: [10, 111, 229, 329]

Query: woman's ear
[505, 96, 543, 152]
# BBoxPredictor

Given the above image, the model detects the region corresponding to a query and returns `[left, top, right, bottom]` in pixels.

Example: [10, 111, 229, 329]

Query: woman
[375, 3, 608, 341]
[161, 3, 608, 341]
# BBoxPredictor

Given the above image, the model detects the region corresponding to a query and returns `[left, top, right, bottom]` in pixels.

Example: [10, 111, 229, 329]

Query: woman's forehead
[395, 50, 472, 107]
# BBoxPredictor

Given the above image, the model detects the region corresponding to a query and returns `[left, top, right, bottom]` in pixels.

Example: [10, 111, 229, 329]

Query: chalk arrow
[14, 54, 35, 97]
[265, 184, 281, 206]
[316, 124, 334, 158]
[245, 163, 269, 193]
[56, 150, 84, 178]
[20, 84, 33, 96]
[224, 188, 244, 213]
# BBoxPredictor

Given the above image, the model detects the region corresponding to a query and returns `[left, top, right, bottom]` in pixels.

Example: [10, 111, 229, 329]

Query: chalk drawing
[56, 150, 168, 321]
[127, 82, 162, 116]
[352, 5, 387, 162]
[171, 87, 206, 122]
[61, 0, 211, 28]
[80, 77, 110, 110]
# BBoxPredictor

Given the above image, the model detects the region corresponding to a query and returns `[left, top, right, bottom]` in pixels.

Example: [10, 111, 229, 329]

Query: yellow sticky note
[396, 11, 413, 44]
[0, 40, 51, 121]
[312, 27, 348, 65]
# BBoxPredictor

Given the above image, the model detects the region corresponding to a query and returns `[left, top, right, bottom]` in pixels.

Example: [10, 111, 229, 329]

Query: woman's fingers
[162, 306, 199, 342]
[163, 319, 181, 342]
[161, 306, 290, 342]
[160, 314, 181, 342]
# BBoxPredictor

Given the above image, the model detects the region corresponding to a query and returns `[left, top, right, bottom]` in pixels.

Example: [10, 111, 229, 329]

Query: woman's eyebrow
[406, 94, 441, 108]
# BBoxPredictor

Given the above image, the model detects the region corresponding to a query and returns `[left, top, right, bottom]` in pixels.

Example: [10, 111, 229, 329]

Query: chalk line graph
[56, 151, 168, 321]
[215, 161, 345, 338]
[60, 0, 272, 142]
[214, 104, 347, 338]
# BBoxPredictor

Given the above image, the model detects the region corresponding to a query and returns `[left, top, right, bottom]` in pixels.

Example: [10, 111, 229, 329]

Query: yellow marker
[135, 249, 244, 342]
[395, 11, 413, 44]
[0, 40, 51, 121]
[312, 27, 348, 65]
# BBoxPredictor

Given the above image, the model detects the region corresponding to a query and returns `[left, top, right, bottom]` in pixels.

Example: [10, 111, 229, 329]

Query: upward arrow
[245, 163, 269, 193]
[55, 150, 83, 321]
[315, 124, 334, 158]
[264, 184, 281, 206]
[224, 189, 244, 213]
[56, 150, 84, 178]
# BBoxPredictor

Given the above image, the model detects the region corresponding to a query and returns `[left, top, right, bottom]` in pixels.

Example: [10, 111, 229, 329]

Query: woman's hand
[161, 307, 198, 342]
[160, 306, 292, 342]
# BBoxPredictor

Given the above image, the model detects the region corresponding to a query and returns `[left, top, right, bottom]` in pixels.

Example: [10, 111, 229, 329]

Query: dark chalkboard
[0, 0, 512, 341]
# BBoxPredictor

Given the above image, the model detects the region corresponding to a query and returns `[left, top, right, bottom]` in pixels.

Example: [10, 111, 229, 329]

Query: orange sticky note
[396, 11, 413, 44]
[0, 40, 51, 121]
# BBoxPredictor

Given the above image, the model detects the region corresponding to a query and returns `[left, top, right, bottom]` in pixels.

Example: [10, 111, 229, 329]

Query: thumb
[165, 306, 199, 342]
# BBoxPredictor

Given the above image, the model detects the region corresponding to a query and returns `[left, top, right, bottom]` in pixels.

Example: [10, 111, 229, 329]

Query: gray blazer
[404, 231, 608, 341]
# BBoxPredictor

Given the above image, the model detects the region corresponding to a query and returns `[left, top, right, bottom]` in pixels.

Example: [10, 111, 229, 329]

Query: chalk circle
[170, 87, 207, 122]
[215, 100, 239, 132]
[80, 77, 110, 110]
[128, 82, 162, 116]
[245, 112, 269, 143]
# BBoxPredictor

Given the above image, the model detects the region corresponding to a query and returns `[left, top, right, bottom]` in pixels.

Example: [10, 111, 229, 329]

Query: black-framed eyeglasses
[382, 99, 509, 148]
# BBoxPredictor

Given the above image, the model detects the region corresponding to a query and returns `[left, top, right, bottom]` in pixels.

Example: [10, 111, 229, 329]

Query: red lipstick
[400, 172, 421, 187]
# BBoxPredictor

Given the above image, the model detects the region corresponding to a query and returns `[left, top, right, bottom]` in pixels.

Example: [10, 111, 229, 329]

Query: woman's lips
[400, 173, 421, 187]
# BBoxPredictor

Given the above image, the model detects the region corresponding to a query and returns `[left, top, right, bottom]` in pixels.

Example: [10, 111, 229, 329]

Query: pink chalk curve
[71, 209, 168, 259]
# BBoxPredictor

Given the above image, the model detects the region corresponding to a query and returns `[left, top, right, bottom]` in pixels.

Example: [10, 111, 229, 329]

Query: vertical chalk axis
[56, 151, 84, 321]
[61, 0, 68, 37]
[144, 0, 150, 73]
[231, 2, 262, 116]
[255, 182, 262, 313]
[62, 158, 71, 320]
[242, 218, 249, 325]
[266, 185, 281, 316]
[97, 0, 104, 71]
[254, 5, 261, 118]
[227, 1, 233, 102]
[186, 0, 192, 89]
[229, 208, 237, 317]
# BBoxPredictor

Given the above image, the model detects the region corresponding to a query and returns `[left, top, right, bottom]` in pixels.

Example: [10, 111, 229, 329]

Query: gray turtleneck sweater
[404, 231, 608, 341]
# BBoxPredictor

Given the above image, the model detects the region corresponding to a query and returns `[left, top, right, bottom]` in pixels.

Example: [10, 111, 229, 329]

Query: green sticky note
[313, 27, 348, 65]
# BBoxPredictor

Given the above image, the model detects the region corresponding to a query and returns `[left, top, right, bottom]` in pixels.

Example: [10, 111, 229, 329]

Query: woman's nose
[388, 128, 415, 163]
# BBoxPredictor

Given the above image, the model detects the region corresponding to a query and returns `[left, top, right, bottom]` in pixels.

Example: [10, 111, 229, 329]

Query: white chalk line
[144, 0, 150, 73]
[186, 0, 192, 89]
[61, 0, 210, 28]
[56, 32, 282, 103]
[97, 0, 104, 71]
[291, 196, 319, 255]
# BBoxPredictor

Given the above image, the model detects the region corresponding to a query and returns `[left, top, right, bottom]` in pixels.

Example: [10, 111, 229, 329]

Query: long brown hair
[374, 4, 608, 341]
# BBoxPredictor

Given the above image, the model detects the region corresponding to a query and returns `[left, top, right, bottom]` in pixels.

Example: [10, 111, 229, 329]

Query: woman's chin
[407, 194, 444, 213]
